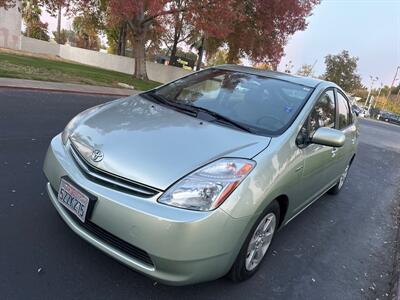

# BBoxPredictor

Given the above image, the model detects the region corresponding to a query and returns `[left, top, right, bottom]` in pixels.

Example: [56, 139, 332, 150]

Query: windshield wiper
[145, 93, 252, 133]
[144, 93, 197, 116]
[191, 105, 253, 133]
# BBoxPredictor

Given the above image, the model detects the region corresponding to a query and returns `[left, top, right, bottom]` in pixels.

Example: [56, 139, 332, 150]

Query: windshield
[151, 68, 313, 135]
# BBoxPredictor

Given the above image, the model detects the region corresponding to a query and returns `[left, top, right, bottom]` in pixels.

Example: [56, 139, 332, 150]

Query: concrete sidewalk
[0, 78, 139, 96]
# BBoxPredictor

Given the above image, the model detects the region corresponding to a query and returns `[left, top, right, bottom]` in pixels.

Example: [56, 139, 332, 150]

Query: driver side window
[309, 90, 336, 133]
[297, 90, 336, 147]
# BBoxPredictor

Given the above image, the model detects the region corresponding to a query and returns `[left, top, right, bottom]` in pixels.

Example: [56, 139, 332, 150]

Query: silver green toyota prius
[43, 65, 358, 285]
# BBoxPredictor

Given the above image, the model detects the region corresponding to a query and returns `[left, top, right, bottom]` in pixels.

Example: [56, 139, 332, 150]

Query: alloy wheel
[245, 213, 276, 271]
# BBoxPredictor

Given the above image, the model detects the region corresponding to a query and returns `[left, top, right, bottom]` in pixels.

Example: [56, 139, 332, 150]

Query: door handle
[331, 147, 338, 157]
[295, 166, 304, 172]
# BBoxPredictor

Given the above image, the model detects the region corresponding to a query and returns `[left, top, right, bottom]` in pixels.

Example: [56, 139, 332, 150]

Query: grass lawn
[0, 49, 161, 91]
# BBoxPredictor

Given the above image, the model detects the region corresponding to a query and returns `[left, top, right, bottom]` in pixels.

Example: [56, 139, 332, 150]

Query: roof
[214, 64, 324, 88]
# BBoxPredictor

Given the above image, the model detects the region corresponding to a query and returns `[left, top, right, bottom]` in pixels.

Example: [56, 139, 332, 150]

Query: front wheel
[328, 164, 350, 195]
[229, 201, 280, 282]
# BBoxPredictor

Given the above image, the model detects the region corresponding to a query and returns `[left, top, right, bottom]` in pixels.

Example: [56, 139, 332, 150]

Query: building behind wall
[0, 4, 21, 50]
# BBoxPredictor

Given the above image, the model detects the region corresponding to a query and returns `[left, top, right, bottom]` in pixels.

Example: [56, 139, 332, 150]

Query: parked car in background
[378, 112, 392, 122]
[352, 104, 362, 116]
[43, 65, 359, 285]
[358, 106, 370, 118]
[392, 115, 400, 125]
[380, 112, 400, 125]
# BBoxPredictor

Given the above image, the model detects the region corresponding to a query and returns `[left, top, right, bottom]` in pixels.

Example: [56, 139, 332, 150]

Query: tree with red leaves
[224, 0, 320, 70]
[22, 0, 50, 41]
[107, 0, 235, 80]
[159, 0, 193, 66]
[106, 0, 319, 79]
[0, 0, 15, 8]
[1, 0, 320, 80]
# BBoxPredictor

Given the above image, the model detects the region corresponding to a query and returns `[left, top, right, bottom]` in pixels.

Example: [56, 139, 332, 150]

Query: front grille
[78, 215, 154, 267]
[60, 204, 154, 267]
[69, 142, 160, 198]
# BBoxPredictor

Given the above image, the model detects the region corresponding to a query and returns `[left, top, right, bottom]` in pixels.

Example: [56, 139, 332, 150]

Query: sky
[41, 0, 400, 87]
[42, 10, 72, 33]
[278, 0, 400, 87]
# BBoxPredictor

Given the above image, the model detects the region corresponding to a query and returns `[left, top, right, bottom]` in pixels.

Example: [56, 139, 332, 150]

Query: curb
[0, 78, 140, 97]
[0, 85, 137, 97]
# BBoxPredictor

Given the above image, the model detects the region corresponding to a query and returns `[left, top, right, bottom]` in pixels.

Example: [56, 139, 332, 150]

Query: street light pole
[365, 76, 378, 106]
[385, 66, 400, 103]
[373, 84, 383, 109]
[395, 89, 400, 104]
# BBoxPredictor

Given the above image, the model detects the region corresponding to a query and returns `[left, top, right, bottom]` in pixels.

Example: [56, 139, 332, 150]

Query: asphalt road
[1, 89, 400, 300]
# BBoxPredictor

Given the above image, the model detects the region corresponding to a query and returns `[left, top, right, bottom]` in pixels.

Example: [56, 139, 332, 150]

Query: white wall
[18, 36, 192, 83]
[1, 4, 192, 83]
[0, 5, 21, 50]
[147, 61, 192, 83]
[21, 36, 60, 56]
[59, 45, 135, 74]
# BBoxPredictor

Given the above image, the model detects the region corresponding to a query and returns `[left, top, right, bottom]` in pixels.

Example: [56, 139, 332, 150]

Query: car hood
[69, 95, 270, 190]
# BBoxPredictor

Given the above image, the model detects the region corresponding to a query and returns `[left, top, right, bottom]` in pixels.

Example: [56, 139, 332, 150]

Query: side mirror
[311, 127, 345, 147]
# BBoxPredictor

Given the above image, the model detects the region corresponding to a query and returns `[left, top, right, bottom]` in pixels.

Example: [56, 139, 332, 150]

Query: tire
[229, 201, 280, 282]
[328, 163, 350, 195]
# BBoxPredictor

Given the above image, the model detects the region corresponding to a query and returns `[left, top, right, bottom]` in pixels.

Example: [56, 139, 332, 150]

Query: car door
[294, 89, 339, 213]
[331, 89, 357, 177]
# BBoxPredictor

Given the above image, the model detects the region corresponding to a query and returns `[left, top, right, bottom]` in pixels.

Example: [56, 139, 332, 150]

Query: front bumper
[43, 134, 252, 285]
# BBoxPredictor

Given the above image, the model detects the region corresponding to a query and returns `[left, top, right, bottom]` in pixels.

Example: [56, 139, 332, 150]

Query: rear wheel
[229, 201, 280, 282]
[328, 164, 350, 195]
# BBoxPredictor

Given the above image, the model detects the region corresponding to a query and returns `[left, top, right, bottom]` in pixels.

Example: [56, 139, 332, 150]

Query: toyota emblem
[91, 149, 104, 162]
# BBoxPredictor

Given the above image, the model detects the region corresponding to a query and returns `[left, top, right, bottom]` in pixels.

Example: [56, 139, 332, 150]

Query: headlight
[158, 158, 256, 211]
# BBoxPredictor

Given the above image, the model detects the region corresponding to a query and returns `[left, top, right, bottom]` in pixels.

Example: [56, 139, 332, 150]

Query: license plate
[58, 178, 90, 222]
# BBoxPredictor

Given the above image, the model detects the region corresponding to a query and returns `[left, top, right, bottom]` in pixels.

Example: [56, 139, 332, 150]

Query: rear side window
[337, 91, 351, 129]
[309, 90, 336, 133]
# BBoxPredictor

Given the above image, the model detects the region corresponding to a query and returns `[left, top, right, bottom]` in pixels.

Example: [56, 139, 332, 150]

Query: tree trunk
[169, 37, 179, 65]
[127, 7, 149, 80]
[168, 2, 183, 65]
[117, 26, 123, 55]
[196, 36, 205, 71]
[83, 34, 89, 49]
[26, 25, 31, 38]
[117, 24, 127, 56]
[226, 40, 240, 64]
[56, 5, 61, 44]
[133, 33, 148, 80]
[121, 25, 126, 56]
[169, 20, 181, 65]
